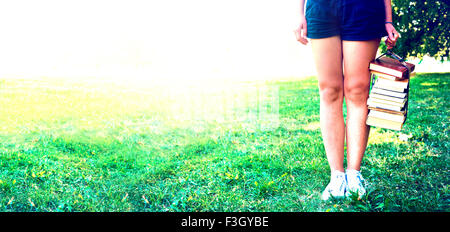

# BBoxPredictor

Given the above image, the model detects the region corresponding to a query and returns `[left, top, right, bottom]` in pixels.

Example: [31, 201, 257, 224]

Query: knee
[319, 83, 343, 104]
[344, 81, 369, 103]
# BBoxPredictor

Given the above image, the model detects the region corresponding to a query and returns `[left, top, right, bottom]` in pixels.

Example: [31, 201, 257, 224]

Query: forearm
[384, 0, 400, 42]
[384, 0, 393, 22]
[299, 0, 306, 16]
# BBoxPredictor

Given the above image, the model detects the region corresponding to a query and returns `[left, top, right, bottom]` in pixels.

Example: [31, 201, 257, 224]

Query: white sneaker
[345, 169, 366, 198]
[321, 170, 347, 200]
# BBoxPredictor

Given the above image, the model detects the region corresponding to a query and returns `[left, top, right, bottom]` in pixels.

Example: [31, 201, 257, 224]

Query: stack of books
[366, 56, 415, 130]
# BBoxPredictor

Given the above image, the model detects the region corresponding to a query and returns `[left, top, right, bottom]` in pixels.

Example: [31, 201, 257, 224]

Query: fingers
[385, 37, 395, 50]
[386, 37, 394, 45]
[391, 30, 400, 41]
[388, 32, 395, 42]
[297, 32, 308, 45]
[294, 23, 308, 45]
[393, 29, 401, 40]
[388, 29, 396, 42]
[385, 24, 400, 50]
[391, 28, 400, 42]
[385, 23, 399, 42]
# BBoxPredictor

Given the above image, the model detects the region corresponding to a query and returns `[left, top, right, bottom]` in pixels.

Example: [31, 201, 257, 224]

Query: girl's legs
[311, 37, 380, 199]
[310, 36, 345, 173]
[342, 39, 381, 171]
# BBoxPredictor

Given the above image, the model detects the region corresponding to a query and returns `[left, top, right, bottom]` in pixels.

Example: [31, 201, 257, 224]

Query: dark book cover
[370, 57, 415, 79]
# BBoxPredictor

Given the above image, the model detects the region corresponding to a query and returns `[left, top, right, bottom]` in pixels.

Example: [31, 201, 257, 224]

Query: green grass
[0, 73, 448, 212]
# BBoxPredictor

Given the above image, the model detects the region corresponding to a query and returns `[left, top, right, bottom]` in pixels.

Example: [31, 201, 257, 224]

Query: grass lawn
[0, 73, 448, 212]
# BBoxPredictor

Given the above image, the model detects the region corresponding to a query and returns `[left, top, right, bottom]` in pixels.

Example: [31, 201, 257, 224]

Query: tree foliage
[383, 0, 449, 60]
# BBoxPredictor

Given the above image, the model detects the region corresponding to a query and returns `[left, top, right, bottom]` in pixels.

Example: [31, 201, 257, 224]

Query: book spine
[368, 97, 406, 107]
[368, 110, 405, 123]
[371, 72, 399, 81]
[371, 88, 407, 98]
[373, 83, 406, 93]
[367, 99, 403, 111]
[369, 64, 403, 78]
[375, 78, 409, 90]
[370, 93, 406, 103]
[366, 117, 403, 131]
[368, 107, 405, 115]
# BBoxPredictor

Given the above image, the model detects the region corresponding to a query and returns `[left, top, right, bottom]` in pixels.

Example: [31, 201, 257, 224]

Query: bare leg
[342, 39, 381, 171]
[311, 36, 345, 173]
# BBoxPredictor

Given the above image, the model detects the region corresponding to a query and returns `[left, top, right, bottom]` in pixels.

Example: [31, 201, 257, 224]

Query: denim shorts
[305, 0, 387, 41]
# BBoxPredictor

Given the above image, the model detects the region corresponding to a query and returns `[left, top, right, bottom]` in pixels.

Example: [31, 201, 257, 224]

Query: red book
[369, 57, 415, 79]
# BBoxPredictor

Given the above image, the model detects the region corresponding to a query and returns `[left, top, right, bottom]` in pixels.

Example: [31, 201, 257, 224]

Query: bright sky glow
[1, 0, 447, 83]
[0, 0, 315, 82]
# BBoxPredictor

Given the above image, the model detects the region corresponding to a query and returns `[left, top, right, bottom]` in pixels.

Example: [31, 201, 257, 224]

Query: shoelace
[347, 172, 365, 189]
[330, 174, 346, 193]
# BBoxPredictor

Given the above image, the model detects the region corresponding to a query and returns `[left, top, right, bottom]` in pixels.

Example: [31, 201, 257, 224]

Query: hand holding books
[385, 37, 397, 50]
[385, 21, 400, 50]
